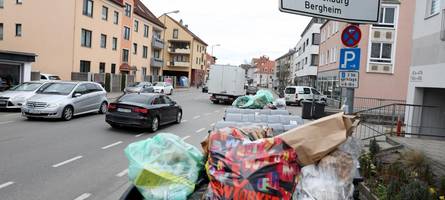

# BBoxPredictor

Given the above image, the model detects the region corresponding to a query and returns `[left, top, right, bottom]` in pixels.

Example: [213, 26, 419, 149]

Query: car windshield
[285, 88, 296, 94]
[49, 76, 61, 80]
[37, 83, 77, 95]
[118, 94, 154, 104]
[154, 82, 165, 86]
[9, 83, 42, 91]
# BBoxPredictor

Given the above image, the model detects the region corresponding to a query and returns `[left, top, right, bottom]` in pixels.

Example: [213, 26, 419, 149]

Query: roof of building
[275, 50, 296, 61]
[301, 18, 326, 37]
[109, 0, 124, 7]
[133, 0, 165, 28]
[163, 15, 208, 46]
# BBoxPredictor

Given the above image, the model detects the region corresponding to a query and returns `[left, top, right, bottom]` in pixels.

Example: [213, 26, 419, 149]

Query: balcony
[150, 58, 163, 68]
[169, 61, 190, 67]
[168, 48, 191, 54]
[152, 37, 164, 49]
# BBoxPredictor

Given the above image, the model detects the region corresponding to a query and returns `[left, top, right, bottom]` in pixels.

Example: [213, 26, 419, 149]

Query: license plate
[0, 100, 6, 105]
[117, 108, 131, 113]
[29, 110, 41, 114]
[215, 96, 228, 99]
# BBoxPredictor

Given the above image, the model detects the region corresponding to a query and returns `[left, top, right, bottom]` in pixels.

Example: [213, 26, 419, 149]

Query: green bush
[386, 179, 401, 200]
[399, 180, 433, 200]
[439, 176, 445, 197]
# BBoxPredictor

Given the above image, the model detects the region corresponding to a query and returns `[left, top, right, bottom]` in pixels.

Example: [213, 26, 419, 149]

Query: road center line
[210, 123, 215, 127]
[135, 133, 144, 138]
[0, 181, 14, 190]
[74, 193, 91, 200]
[204, 113, 211, 116]
[193, 115, 201, 119]
[101, 141, 123, 150]
[214, 110, 220, 113]
[0, 121, 14, 125]
[116, 169, 129, 177]
[182, 119, 188, 123]
[52, 156, 83, 168]
[182, 135, 191, 141]
[196, 128, 206, 133]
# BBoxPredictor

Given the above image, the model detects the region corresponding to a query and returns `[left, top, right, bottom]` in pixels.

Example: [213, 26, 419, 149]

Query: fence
[353, 104, 445, 142]
[326, 96, 406, 112]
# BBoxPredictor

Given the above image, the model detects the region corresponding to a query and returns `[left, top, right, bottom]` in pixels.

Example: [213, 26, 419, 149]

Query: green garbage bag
[255, 89, 274, 103]
[125, 133, 204, 200]
[232, 96, 254, 108]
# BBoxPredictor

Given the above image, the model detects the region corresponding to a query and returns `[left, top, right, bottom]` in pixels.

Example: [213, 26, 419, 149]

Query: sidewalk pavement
[107, 87, 190, 100]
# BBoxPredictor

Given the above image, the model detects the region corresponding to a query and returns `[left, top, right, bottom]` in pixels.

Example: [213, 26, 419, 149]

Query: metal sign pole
[345, 88, 355, 114]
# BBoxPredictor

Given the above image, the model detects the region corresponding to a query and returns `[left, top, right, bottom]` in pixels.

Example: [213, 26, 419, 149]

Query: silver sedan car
[22, 82, 108, 121]
[0, 81, 47, 109]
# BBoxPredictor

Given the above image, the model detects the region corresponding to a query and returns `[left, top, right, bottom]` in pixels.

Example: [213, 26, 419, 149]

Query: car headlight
[47, 103, 59, 108]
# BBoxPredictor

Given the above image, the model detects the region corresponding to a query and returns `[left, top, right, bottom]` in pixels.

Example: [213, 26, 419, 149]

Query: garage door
[420, 88, 445, 138]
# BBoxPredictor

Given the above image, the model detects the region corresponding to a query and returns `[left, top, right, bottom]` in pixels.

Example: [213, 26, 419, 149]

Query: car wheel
[169, 89, 173, 95]
[175, 111, 182, 124]
[99, 102, 108, 114]
[149, 117, 159, 132]
[212, 100, 219, 104]
[109, 124, 120, 129]
[297, 100, 302, 107]
[61, 106, 74, 121]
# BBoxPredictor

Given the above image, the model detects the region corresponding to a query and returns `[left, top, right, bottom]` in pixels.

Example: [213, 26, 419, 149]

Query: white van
[284, 86, 327, 106]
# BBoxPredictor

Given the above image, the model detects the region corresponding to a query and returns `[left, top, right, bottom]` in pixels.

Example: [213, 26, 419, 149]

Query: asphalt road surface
[0, 88, 302, 200]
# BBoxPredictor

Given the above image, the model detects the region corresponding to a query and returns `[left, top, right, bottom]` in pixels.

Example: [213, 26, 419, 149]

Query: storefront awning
[119, 63, 130, 71]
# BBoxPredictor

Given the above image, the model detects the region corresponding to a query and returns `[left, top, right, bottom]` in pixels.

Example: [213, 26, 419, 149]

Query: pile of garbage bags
[232, 89, 277, 109]
[124, 113, 361, 200]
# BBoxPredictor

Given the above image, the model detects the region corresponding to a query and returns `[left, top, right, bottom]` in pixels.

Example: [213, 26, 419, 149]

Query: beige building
[0, 0, 164, 82]
[158, 15, 207, 87]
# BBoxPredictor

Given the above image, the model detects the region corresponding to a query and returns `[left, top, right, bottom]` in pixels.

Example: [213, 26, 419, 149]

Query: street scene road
[0, 88, 301, 200]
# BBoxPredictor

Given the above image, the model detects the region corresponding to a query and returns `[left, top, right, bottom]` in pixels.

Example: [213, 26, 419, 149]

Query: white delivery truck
[207, 65, 246, 104]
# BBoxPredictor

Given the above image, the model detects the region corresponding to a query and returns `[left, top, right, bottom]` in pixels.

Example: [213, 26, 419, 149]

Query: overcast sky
[142, 0, 311, 65]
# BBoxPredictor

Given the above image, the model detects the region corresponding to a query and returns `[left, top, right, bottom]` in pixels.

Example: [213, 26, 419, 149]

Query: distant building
[293, 18, 325, 87]
[317, 0, 414, 101]
[204, 53, 216, 82]
[251, 56, 275, 88]
[275, 50, 296, 91]
[158, 15, 208, 87]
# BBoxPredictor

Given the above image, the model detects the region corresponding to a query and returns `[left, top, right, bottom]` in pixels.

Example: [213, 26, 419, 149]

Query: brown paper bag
[277, 112, 358, 166]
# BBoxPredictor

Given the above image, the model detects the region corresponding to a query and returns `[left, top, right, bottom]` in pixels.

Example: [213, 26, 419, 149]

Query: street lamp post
[211, 44, 221, 57]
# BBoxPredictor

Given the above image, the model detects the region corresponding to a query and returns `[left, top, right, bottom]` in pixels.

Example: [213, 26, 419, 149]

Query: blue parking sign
[339, 48, 360, 71]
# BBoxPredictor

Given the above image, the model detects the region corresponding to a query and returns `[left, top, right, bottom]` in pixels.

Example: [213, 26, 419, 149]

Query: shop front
[0, 51, 36, 91]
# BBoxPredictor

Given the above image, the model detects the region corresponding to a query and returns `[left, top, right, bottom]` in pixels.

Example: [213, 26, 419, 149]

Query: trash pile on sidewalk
[233, 89, 285, 110]
[123, 112, 361, 200]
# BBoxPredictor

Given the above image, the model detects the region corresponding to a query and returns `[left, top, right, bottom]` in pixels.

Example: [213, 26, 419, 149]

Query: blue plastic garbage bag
[124, 133, 204, 200]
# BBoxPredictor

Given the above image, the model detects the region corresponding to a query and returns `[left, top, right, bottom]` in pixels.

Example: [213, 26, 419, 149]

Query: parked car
[105, 93, 182, 132]
[153, 82, 174, 95]
[202, 85, 208, 93]
[21, 82, 108, 121]
[246, 85, 258, 95]
[0, 81, 48, 110]
[124, 82, 154, 94]
[284, 86, 327, 106]
[40, 74, 61, 81]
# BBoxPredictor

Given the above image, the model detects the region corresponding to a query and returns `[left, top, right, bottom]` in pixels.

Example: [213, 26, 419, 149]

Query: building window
[153, 50, 160, 58]
[376, 6, 396, 27]
[311, 54, 319, 66]
[370, 42, 393, 63]
[99, 62, 105, 73]
[123, 26, 130, 40]
[305, 57, 308, 65]
[122, 49, 129, 63]
[0, 23, 3, 40]
[173, 29, 178, 39]
[82, 0, 93, 17]
[113, 11, 119, 24]
[100, 34, 107, 48]
[81, 29, 92, 47]
[124, 3, 131, 17]
[429, 0, 441, 16]
[80, 60, 91, 72]
[144, 25, 149, 37]
[15, 24, 22, 37]
[142, 46, 148, 58]
[16, 0, 22, 4]
[111, 63, 116, 74]
[0, 0, 3, 8]
[102, 6, 108, 21]
[112, 37, 117, 50]
[133, 43, 137, 55]
[134, 20, 138, 32]
[142, 67, 147, 77]
[312, 33, 320, 45]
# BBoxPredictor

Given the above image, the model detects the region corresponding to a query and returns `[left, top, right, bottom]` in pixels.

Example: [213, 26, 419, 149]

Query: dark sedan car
[105, 93, 182, 132]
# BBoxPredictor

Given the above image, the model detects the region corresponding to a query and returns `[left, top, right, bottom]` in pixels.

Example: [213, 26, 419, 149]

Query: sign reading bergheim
[279, 0, 381, 24]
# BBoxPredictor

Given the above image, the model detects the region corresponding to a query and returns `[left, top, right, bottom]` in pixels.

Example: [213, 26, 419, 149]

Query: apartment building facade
[0, 0, 164, 82]
[293, 18, 325, 87]
[406, 0, 445, 136]
[158, 15, 207, 87]
[275, 50, 296, 91]
[317, 0, 415, 101]
[252, 56, 275, 88]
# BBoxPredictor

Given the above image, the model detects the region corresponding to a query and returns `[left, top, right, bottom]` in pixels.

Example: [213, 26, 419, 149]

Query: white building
[293, 18, 325, 87]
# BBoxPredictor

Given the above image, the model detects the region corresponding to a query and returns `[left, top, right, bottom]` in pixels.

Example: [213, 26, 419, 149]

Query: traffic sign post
[341, 25, 361, 47]
[339, 71, 359, 88]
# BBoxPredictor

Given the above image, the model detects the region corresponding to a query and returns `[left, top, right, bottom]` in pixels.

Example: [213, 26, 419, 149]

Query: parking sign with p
[339, 48, 360, 71]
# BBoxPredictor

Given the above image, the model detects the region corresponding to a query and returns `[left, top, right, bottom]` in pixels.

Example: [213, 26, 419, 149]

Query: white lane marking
[135, 133, 144, 138]
[101, 141, 123, 150]
[214, 110, 220, 113]
[193, 115, 201, 119]
[0, 121, 14, 125]
[52, 156, 83, 168]
[182, 120, 188, 123]
[0, 181, 14, 190]
[116, 169, 129, 177]
[204, 113, 211, 116]
[74, 193, 91, 200]
[1, 113, 20, 117]
[210, 123, 215, 127]
[182, 135, 191, 141]
[196, 128, 206, 133]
